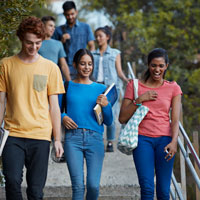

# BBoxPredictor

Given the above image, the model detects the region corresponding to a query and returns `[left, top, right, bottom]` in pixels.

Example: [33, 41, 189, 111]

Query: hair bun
[104, 25, 111, 31]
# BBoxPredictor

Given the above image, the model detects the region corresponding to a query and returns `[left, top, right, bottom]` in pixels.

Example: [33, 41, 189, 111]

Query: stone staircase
[0, 145, 140, 199]
[0, 123, 141, 199]
[0, 149, 140, 199]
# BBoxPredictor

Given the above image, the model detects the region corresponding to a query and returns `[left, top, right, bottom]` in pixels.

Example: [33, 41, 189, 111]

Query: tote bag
[117, 79, 149, 155]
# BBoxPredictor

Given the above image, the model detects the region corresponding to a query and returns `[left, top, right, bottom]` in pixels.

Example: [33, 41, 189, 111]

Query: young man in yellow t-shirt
[0, 16, 65, 200]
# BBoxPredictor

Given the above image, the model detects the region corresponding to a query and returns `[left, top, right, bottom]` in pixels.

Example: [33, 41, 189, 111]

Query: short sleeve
[87, 24, 95, 42]
[0, 60, 6, 92]
[48, 63, 65, 95]
[58, 42, 66, 59]
[124, 80, 134, 100]
[172, 81, 182, 97]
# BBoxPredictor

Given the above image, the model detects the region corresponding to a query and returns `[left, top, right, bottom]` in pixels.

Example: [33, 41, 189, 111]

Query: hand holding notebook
[94, 83, 118, 125]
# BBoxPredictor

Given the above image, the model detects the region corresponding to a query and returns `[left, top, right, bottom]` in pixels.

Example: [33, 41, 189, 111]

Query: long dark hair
[143, 48, 169, 82]
[73, 49, 94, 77]
[95, 26, 112, 44]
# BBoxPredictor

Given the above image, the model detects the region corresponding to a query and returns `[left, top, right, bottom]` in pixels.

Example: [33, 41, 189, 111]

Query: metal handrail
[177, 136, 200, 190]
[171, 172, 185, 200]
[126, 62, 200, 198]
[179, 122, 200, 169]
[170, 122, 200, 199]
[127, 62, 136, 79]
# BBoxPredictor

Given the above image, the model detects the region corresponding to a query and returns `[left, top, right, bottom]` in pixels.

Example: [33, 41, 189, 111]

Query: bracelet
[133, 100, 142, 107]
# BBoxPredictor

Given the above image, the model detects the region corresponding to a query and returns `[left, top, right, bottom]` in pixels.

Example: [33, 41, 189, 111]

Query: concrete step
[0, 185, 140, 199]
[0, 122, 141, 199]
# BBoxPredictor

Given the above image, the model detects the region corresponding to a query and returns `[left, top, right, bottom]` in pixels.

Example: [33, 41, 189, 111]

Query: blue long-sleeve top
[59, 81, 113, 134]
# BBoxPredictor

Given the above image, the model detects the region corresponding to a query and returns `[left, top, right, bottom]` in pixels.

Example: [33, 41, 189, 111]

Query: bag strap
[133, 79, 139, 100]
[60, 25, 67, 34]
[60, 25, 70, 55]
[61, 81, 69, 113]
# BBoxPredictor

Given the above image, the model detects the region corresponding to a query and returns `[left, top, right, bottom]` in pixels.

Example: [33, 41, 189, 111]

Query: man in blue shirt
[39, 16, 71, 81]
[52, 1, 95, 79]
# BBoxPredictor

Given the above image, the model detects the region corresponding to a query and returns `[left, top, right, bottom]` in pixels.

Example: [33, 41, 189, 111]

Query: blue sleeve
[102, 102, 113, 126]
[61, 113, 68, 122]
[87, 24, 95, 42]
[58, 88, 68, 122]
[58, 42, 66, 58]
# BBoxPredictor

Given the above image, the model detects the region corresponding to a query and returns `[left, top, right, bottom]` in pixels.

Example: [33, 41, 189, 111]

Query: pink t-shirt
[124, 80, 182, 137]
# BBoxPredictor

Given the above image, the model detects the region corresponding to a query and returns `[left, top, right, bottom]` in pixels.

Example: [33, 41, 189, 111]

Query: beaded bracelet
[133, 100, 142, 107]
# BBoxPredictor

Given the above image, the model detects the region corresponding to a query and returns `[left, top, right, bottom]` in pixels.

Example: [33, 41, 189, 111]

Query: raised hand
[137, 90, 158, 103]
[61, 33, 71, 43]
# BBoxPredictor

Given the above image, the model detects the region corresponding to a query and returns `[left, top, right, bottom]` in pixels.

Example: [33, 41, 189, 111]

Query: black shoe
[106, 142, 114, 152]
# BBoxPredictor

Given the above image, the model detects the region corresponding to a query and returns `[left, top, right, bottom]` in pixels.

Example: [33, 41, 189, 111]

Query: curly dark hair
[16, 16, 45, 41]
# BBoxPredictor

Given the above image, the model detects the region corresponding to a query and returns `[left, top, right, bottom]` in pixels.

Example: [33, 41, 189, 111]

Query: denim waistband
[66, 128, 97, 134]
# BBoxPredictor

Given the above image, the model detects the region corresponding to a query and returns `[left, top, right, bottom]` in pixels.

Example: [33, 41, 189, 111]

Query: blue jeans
[133, 135, 174, 200]
[64, 128, 104, 200]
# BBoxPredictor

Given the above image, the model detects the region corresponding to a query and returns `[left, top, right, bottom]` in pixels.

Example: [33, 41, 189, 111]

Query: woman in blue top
[92, 26, 129, 152]
[61, 49, 113, 200]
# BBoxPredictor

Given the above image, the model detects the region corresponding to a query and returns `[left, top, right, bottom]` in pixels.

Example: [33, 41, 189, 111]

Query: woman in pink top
[119, 48, 182, 200]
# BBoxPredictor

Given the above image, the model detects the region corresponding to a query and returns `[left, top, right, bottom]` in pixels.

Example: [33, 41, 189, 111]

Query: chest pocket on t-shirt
[33, 75, 47, 92]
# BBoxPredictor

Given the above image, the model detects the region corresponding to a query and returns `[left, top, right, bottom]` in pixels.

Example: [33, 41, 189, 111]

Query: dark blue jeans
[64, 128, 104, 200]
[2, 136, 50, 200]
[133, 135, 174, 200]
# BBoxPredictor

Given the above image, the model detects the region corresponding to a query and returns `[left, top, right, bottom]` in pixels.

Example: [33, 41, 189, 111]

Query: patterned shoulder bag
[117, 79, 149, 155]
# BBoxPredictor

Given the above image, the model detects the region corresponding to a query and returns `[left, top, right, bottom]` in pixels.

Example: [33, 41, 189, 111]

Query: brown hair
[41, 16, 56, 24]
[16, 16, 45, 41]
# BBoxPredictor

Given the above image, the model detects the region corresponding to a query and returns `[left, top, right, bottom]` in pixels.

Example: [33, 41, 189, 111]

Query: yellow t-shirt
[0, 55, 65, 141]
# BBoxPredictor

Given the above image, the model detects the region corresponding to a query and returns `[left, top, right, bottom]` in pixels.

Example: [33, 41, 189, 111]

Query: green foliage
[84, 0, 200, 131]
[183, 68, 200, 130]
[85, 0, 200, 66]
[30, 4, 56, 20]
[0, 0, 55, 186]
[83, 1, 200, 197]
[0, 0, 53, 59]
